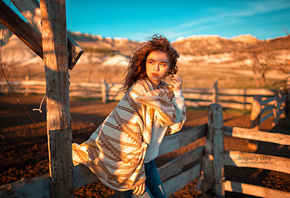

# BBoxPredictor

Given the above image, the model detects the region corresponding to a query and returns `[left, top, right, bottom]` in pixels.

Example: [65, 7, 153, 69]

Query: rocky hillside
[1, 26, 289, 68]
[68, 31, 139, 57]
[172, 35, 261, 55]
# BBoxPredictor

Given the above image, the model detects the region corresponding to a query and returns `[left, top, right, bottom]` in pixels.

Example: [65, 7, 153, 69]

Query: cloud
[161, 0, 290, 40]
[116, 0, 290, 41]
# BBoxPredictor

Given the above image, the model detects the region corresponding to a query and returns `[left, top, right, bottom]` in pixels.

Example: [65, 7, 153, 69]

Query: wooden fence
[0, 79, 287, 128]
[1, 104, 289, 197]
[0, 80, 282, 105]
[250, 88, 287, 129]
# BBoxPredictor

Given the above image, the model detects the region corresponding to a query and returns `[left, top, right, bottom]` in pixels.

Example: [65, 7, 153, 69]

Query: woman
[72, 35, 186, 198]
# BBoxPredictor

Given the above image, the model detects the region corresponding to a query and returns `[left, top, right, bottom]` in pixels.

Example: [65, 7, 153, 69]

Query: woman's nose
[154, 63, 159, 71]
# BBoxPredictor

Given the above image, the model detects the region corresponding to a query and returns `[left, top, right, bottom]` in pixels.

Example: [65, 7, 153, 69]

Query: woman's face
[146, 50, 170, 87]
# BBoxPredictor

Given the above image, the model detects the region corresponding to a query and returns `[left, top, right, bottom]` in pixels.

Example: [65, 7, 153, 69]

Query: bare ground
[0, 94, 289, 197]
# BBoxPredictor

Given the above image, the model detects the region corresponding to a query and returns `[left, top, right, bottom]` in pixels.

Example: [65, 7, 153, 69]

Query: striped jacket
[72, 78, 186, 191]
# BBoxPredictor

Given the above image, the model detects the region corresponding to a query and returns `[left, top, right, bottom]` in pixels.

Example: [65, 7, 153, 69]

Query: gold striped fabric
[72, 78, 186, 191]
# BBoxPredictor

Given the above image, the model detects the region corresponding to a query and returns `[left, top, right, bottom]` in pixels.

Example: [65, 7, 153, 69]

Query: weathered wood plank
[158, 124, 207, 156]
[0, 80, 46, 86]
[73, 165, 99, 189]
[0, 174, 50, 198]
[70, 92, 102, 98]
[261, 104, 275, 114]
[218, 88, 276, 96]
[108, 95, 124, 101]
[39, 0, 73, 197]
[208, 104, 225, 197]
[106, 83, 123, 91]
[217, 95, 253, 104]
[163, 163, 201, 197]
[0, 1, 43, 58]
[185, 100, 211, 107]
[274, 91, 285, 125]
[218, 101, 252, 110]
[250, 96, 262, 129]
[12, 0, 83, 69]
[158, 146, 204, 181]
[182, 87, 212, 94]
[0, 165, 99, 198]
[213, 81, 218, 103]
[183, 92, 212, 100]
[224, 151, 290, 174]
[224, 180, 290, 198]
[262, 95, 278, 105]
[102, 79, 107, 103]
[260, 111, 274, 124]
[69, 87, 102, 92]
[224, 126, 290, 145]
[12, 0, 43, 34]
[72, 82, 102, 88]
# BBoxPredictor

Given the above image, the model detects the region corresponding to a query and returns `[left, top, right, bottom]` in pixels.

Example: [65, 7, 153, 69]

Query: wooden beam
[210, 104, 225, 197]
[224, 151, 290, 174]
[0, 0, 43, 58]
[224, 180, 290, 198]
[158, 146, 204, 181]
[162, 163, 201, 197]
[212, 80, 218, 103]
[201, 104, 225, 196]
[218, 88, 276, 96]
[260, 111, 274, 124]
[39, 0, 73, 197]
[158, 124, 207, 156]
[250, 95, 262, 130]
[1, 0, 83, 69]
[12, 0, 83, 69]
[224, 126, 290, 145]
[0, 165, 98, 198]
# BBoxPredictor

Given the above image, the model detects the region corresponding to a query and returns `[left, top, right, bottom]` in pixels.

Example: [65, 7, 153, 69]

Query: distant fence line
[0, 79, 287, 128]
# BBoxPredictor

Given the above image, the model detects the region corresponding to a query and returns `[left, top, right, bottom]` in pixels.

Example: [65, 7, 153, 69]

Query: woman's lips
[152, 73, 159, 77]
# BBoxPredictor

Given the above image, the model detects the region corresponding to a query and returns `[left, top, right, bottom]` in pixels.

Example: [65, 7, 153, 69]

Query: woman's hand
[133, 182, 145, 196]
[169, 74, 183, 91]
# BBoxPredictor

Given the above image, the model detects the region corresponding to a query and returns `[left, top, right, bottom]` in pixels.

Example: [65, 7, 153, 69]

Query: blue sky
[4, 0, 290, 42]
[65, 0, 290, 41]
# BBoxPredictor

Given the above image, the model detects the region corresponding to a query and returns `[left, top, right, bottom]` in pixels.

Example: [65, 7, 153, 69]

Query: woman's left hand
[169, 74, 183, 91]
[133, 182, 145, 196]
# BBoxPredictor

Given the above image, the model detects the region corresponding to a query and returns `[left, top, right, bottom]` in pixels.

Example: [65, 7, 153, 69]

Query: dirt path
[0, 94, 289, 197]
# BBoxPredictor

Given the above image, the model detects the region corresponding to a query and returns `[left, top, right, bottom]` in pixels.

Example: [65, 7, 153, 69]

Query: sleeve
[168, 89, 186, 134]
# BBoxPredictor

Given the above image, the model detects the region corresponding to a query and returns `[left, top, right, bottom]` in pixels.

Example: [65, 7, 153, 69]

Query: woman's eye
[160, 63, 166, 67]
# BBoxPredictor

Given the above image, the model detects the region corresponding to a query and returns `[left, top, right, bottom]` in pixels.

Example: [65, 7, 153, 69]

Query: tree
[249, 51, 275, 88]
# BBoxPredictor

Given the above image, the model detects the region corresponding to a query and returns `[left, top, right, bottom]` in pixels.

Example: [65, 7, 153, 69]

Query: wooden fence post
[273, 88, 283, 125]
[202, 104, 224, 197]
[213, 80, 218, 103]
[102, 78, 107, 103]
[25, 66, 30, 96]
[286, 90, 290, 118]
[0, 74, 1, 94]
[286, 72, 290, 118]
[250, 96, 262, 130]
[40, 0, 73, 197]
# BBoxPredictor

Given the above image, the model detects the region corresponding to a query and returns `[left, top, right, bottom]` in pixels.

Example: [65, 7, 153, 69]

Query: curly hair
[121, 34, 179, 92]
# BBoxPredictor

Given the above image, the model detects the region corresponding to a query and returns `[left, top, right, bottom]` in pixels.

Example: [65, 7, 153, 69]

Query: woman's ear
[173, 65, 178, 74]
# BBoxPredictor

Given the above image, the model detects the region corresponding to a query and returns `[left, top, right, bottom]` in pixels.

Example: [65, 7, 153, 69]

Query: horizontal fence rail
[223, 125, 290, 197]
[224, 181, 290, 198]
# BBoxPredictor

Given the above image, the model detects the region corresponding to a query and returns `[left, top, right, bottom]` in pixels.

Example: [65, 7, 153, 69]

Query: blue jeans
[120, 160, 167, 198]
